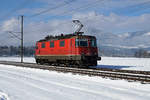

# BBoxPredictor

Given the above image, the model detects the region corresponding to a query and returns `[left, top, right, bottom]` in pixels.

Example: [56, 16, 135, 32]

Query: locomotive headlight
[81, 53, 85, 55]
[87, 52, 90, 55]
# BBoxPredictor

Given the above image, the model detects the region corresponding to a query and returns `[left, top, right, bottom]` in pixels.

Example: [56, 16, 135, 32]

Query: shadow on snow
[90, 65, 134, 70]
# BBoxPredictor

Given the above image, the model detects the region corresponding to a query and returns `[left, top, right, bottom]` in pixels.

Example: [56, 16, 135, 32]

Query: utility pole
[21, 15, 24, 63]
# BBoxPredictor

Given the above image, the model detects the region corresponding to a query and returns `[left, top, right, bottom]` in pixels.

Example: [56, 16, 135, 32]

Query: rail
[0, 61, 150, 84]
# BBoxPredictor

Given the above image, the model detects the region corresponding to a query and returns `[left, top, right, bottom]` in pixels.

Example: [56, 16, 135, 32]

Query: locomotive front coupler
[97, 57, 101, 60]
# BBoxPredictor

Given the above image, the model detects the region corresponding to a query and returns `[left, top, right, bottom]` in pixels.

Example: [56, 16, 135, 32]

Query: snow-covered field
[98, 57, 150, 71]
[0, 64, 150, 100]
[0, 92, 9, 100]
[0, 57, 35, 63]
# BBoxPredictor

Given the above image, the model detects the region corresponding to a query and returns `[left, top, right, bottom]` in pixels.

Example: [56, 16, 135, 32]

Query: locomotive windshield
[90, 39, 97, 47]
[75, 38, 97, 47]
[75, 38, 88, 47]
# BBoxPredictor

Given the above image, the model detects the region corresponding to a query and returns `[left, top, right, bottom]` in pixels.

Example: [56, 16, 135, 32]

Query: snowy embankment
[0, 64, 150, 100]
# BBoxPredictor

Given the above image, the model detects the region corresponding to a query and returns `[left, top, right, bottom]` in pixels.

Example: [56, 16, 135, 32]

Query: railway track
[0, 61, 150, 84]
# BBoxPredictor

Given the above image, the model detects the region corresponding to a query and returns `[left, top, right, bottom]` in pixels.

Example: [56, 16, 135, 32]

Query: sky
[0, 0, 150, 46]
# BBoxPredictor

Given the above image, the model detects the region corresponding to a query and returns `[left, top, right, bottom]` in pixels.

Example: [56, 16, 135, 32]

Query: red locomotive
[35, 20, 101, 67]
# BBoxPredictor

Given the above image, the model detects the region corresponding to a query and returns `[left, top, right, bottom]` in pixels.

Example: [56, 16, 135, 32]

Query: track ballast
[0, 61, 150, 84]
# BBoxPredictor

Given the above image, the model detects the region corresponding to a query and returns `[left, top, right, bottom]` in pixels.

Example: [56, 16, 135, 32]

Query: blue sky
[1, 0, 150, 21]
[0, 0, 150, 46]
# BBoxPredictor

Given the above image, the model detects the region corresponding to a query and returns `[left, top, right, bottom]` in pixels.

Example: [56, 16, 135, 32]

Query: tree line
[134, 49, 150, 58]
[0, 46, 35, 57]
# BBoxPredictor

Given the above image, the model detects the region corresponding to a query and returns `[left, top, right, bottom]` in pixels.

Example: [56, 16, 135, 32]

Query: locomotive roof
[38, 33, 96, 42]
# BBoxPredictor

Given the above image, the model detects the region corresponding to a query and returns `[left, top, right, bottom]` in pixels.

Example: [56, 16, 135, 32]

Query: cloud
[0, 18, 20, 46]
[1, 11, 150, 46]
[18, 0, 78, 17]
[16, 0, 150, 20]
[1, 18, 19, 32]
[72, 12, 150, 33]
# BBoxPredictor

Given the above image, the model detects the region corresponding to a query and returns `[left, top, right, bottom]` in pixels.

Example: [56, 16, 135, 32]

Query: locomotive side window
[70, 39, 72, 46]
[75, 39, 79, 47]
[75, 38, 88, 47]
[60, 41, 65, 47]
[41, 43, 45, 48]
[50, 41, 54, 48]
[90, 39, 97, 47]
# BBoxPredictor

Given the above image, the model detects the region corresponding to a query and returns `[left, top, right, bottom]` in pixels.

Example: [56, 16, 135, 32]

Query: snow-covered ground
[0, 56, 150, 71]
[0, 64, 150, 100]
[97, 57, 150, 71]
[0, 57, 35, 63]
[0, 92, 9, 100]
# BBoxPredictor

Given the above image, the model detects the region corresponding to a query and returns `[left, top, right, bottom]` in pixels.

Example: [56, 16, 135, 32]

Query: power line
[0, 16, 24, 62]
[0, 0, 33, 29]
[0, 31, 22, 46]
[0, 35, 13, 46]
[28, 0, 76, 18]
[20, 0, 108, 41]
[0, 0, 32, 20]
[55, 0, 106, 17]
[8, 31, 21, 40]
[1, 0, 105, 30]
[27, 0, 106, 32]
[25, 0, 106, 26]
[114, 1, 150, 15]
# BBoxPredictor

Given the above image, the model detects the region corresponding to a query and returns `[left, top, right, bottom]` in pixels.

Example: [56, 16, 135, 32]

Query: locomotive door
[70, 39, 73, 60]
[70, 38, 77, 60]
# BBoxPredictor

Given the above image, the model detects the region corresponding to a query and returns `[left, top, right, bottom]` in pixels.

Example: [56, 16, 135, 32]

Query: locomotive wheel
[35, 59, 39, 64]
[36, 59, 42, 65]
[39, 60, 44, 65]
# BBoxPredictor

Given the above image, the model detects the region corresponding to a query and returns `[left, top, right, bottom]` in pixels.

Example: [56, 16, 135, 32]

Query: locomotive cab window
[75, 38, 88, 47]
[41, 43, 45, 48]
[60, 40, 65, 47]
[50, 41, 54, 48]
[90, 39, 97, 47]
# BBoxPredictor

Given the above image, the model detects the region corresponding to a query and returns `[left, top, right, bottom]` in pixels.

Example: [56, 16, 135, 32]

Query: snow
[0, 92, 9, 100]
[98, 57, 150, 71]
[0, 64, 150, 100]
[102, 44, 150, 49]
[0, 57, 35, 63]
